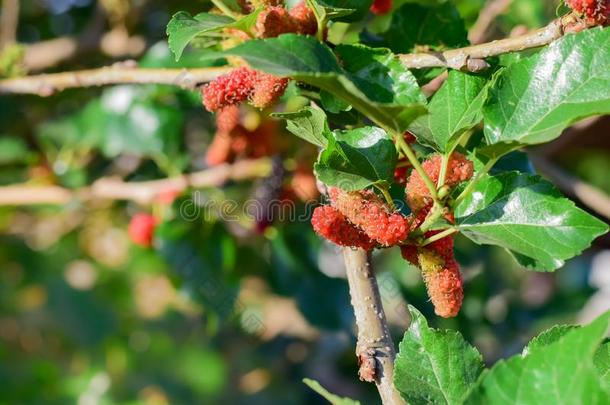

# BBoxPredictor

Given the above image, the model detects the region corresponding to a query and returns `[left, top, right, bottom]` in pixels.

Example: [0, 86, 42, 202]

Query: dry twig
[0, 158, 271, 206]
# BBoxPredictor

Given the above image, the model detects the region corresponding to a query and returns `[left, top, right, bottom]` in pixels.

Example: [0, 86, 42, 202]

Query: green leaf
[484, 27, 610, 146]
[303, 378, 361, 405]
[410, 70, 488, 152]
[306, 0, 356, 23]
[166, 12, 234, 61]
[394, 306, 484, 405]
[379, 2, 468, 53]
[594, 341, 610, 392]
[522, 325, 576, 356]
[273, 106, 331, 147]
[335, 44, 427, 106]
[456, 172, 609, 271]
[309, 0, 372, 22]
[315, 126, 397, 191]
[464, 311, 610, 404]
[214, 35, 427, 132]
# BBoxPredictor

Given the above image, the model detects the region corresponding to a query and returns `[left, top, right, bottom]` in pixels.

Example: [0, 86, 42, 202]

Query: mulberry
[312, 206, 377, 250]
[202, 67, 258, 112]
[128, 213, 157, 248]
[565, 0, 609, 25]
[215, 105, 241, 134]
[250, 73, 289, 109]
[290, 2, 318, 35]
[205, 131, 234, 166]
[329, 188, 409, 246]
[370, 0, 393, 15]
[255, 6, 298, 38]
[406, 152, 473, 211]
[418, 248, 463, 318]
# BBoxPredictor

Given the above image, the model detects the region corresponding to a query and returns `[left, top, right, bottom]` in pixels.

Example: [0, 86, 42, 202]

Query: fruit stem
[394, 132, 440, 204]
[420, 227, 457, 246]
[453, 156, 499, 208]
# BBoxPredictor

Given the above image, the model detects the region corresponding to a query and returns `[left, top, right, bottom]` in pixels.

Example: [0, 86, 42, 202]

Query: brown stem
[342, 248, 405, 405]
[399, 18, 564, 70]
[0, 0, 19, 49]
[0, 158, 271, 206]
[468, 0, 514, 45]
[0, 65, 232, 96]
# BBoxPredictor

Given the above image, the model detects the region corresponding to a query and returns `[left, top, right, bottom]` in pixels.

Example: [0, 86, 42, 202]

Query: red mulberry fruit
[215, 105, 241, 134]
[202, 67, 258, 112]
[416, 247, 463, 318]
[290, 2, 318, 35]
[255, 6, 298, 38]
[128, 213, 157, 248]
[565, 0, 609, 25]
[329, 188, 409, 246]
[206, 132, 234, 166]
[250, 73, 289, 109]
[406, 152, 473, 211]
[312, 206, 376, 250]
[370, 0, 393, 15]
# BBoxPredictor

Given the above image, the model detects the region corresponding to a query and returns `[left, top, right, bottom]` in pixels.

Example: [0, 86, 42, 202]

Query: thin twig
[530, 155, 610, 221]
[0, 16, 582, 95]
[342, 248, 406, 405]
[399, 18, 564, 70]
[0, 65, 231, 96]
[0, 158, 271, 206]
[468, 0, 514, 44]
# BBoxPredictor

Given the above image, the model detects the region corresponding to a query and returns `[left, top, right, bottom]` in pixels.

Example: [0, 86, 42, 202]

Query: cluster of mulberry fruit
[312, 187, 409, 249]
[565, 0, 610, 25]
[254, 3, 318, 38]
[401, 152, 473, 317]
[202, 67, 288, 112]
[206, 105, 278, 166]
[405, 152, 474, 211]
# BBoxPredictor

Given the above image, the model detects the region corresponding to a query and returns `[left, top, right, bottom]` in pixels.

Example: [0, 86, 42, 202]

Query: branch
[399, 18, 564, 70]
[0, 0, 19, 49]
[468, 0, 514, 44]
[529, 155, 610, 221]
[342, 248, 405, 405]
[0, 158, 271, 206]
[0, 64, 232, 96]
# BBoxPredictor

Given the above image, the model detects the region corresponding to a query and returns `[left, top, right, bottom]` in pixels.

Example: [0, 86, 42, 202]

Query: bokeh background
[1, 0, 609, 404]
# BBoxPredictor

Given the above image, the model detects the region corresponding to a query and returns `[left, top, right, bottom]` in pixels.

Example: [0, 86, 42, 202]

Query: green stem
[453, 156, 499, 208]
[438, 130, 472, 189]
[437, 153, 449, 189]
[211, 0, 238, 19]
[420, 227, 457, 246]
[394, 133, 439, 203]
[374, 183, 396, 211]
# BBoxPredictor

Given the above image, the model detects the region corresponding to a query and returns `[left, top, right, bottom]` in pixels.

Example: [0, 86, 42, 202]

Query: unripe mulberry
[370, 0, 393, 15]
[329, 188, 409, 246]
[312, 206, 376, 250]
[250, 73, 289, 109]
[128, 213, 157, 248]
[290, 2, 318, 35]
[202, 67, 258, 112]
[255, 6, 297, 38]
[417, 247, 463, 318]
[406, 152, 473, 211]
[565, 0, 609, 25]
